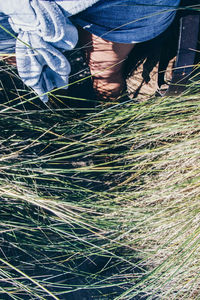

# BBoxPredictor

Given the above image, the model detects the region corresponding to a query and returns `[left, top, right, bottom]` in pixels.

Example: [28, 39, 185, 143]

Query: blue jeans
[0, 13, 16, 53]
[72, 0, 181, 43]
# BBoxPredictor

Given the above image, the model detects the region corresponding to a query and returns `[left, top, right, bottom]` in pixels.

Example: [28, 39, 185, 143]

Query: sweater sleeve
[0, 0, 37, 31]
[0, 0, 78, 102]
[0, 0, 100, 103]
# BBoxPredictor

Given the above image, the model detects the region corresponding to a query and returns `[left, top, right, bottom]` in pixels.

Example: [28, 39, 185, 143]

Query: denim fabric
[0, 13, 16, 53]
[72, 0, 181, 43]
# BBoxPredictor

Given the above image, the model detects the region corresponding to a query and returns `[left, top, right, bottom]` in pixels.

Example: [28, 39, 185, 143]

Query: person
[0, 0, 181, 103]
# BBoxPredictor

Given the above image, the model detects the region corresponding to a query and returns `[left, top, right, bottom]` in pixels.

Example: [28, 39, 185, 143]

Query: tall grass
[0, 3, 200, 299]
[0, 77, 200, 298]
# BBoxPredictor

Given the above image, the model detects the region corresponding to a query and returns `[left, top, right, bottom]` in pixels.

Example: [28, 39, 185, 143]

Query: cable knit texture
[0, 0, 100, 102]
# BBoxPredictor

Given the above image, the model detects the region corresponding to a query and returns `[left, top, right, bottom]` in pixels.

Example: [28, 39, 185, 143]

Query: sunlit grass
[0, 75, 200, 298]
[0, 3, 200, 299]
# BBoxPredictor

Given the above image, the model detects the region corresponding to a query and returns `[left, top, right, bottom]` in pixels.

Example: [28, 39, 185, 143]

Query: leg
[1, 55, 16, 65]
[78, 27, 134, 101]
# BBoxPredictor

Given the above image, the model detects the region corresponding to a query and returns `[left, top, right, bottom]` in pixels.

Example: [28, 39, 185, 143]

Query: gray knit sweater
[0, 0, 100, 102]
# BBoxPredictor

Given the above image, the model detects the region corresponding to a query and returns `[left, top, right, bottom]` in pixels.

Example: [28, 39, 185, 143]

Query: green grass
[0, 3, 200, 298]
[0, 78, 200, 298]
